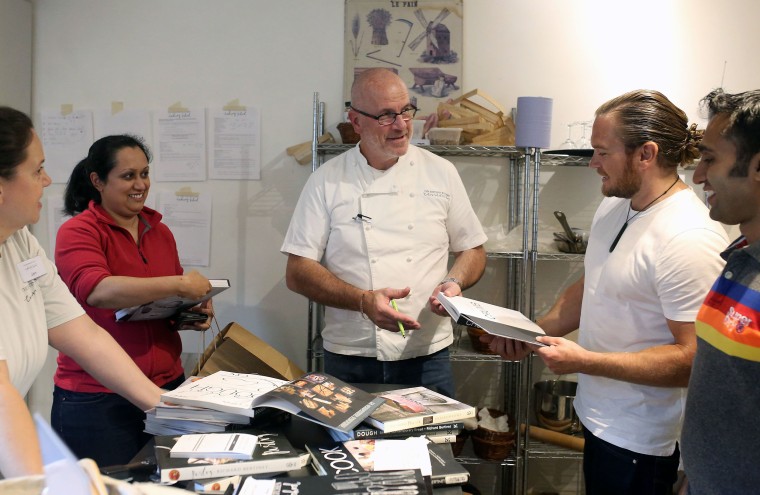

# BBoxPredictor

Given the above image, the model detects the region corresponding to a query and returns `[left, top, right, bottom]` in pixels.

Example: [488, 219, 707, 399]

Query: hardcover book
[307, 438, 469, 487]
[362, 386, 476, 433]
[160, 371, 287, 418]
[234, 469, 431, 495]
[115, 278, 230, 322]
[154, 431, 307, 483]
[145, 408, 233, 436]
[436, 292, 548, 346]
[161, 371, 385, 433]
[327, 421, 464, 442]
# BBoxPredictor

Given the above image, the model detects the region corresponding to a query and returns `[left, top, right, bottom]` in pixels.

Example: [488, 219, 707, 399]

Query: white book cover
[170, 433, 257, 460]
[436, 292, 547, 346]
[161, 371, 287, 418]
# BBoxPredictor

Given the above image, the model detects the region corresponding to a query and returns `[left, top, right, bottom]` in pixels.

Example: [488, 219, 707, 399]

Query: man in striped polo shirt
[681, 88, 760, 494]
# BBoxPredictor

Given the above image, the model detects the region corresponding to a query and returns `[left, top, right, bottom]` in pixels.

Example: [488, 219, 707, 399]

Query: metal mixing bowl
[533, 380, 580, 433]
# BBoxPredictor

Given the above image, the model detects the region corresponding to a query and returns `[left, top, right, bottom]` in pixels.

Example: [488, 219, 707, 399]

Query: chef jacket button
[408, 224, 414, 230]
[365, 225, 370, 231]
[724, 271, 733, 279]
[409, 192, 415, 198]
[410, 161, 414, 166]
[371, 258, 377, 264]
[406, 257, 412, 262]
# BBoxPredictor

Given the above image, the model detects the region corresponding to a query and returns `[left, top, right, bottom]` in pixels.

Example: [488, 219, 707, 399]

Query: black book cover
[328, 421, 464, 442]
[306, 439, 469, 487]
[235, 469, 431, 495]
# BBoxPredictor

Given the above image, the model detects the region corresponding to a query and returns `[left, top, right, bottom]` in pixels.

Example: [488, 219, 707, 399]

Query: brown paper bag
[191, 322, 304, 380]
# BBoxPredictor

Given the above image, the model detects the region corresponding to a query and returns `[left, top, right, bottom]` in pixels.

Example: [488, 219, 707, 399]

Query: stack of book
[156, 370, 386, 435]
[144, 402, 253, 435]
[144, 371, 288, 435]
[327, 385, 475, 443]
[327, 420, 465, 444]
[154, 430, 309, 484]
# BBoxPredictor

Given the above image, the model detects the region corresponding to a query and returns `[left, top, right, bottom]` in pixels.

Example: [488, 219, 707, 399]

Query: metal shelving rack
[305, 93, 585, 494]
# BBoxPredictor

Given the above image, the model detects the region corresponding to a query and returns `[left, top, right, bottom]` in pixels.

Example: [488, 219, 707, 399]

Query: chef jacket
[282, 144, 487, 360]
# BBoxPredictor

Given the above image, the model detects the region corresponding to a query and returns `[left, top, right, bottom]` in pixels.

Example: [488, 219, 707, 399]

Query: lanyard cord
[609, 176, 680, 253]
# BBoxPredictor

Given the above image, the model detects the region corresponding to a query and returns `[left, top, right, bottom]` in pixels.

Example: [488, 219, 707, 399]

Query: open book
[161, 371, 385, 433]
[115, 278, 230, 322]
[436, 292, 547, 346]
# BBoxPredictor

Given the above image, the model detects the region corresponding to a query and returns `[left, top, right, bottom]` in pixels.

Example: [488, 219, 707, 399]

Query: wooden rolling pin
[521, 424, 585, 452]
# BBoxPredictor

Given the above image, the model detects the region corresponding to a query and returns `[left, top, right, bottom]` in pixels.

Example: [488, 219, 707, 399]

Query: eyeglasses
[350, 105, 418, 126]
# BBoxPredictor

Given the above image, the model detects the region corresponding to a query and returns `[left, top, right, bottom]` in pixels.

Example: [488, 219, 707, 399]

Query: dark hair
[63, 134, 151, 215]
[0, 106, 34, 180]
[700, 88, 760, 177]
[595, 90, 702, 169]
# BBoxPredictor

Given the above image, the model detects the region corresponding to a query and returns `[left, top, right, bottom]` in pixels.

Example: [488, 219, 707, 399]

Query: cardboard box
[191, 322, 304, 381]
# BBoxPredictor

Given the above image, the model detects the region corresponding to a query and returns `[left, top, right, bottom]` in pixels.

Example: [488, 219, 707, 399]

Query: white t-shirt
[281, 145, 487, 360]
[575, 188, 728, 456]
[0, 227, 84, 395]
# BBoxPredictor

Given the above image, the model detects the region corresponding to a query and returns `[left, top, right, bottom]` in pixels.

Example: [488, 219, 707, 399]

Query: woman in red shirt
[53, 135, 213, 466]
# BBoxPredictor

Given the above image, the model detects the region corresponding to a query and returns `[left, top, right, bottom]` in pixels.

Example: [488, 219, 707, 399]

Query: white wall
[29, 0, 756, 373]
[24, 2, 757, 491]
[0, 0, 32, 110]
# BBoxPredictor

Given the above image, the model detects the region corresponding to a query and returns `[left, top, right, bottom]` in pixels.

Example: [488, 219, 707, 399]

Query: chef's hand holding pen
[360, 287, 420, 334]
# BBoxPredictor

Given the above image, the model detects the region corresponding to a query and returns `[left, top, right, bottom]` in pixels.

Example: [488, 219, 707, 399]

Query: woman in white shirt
[0, 106, 163, 478]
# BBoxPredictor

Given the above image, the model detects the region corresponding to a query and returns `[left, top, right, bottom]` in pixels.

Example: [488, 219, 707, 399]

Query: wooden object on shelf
[286, 132, 334, 165]
[520, 423, 585, 452]
[437, 89, 515, 145]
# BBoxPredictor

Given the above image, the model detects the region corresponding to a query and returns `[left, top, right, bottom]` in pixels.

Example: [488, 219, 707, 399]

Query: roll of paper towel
[515, 96, 553, 149]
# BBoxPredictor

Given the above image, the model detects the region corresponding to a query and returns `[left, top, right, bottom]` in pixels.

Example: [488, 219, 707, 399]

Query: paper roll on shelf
[515, 96, 553, 149]
[520, 423, 585, 452]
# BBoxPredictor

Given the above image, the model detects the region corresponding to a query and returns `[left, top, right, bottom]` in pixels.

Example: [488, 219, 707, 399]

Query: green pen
[389, 299, 406, 338]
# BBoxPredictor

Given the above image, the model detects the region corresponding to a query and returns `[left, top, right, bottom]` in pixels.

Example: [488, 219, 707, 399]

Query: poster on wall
[343, 0, 463, 117]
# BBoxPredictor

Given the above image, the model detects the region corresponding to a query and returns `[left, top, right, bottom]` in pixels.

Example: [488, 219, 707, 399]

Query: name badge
[17, 256, 47, 283]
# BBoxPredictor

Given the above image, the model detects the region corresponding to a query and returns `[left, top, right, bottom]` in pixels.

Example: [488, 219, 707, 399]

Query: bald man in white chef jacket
[281, 68, 486, 397]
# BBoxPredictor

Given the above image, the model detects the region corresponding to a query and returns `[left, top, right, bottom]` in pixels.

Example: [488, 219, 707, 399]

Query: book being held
[115, 278, 230, 322]
[161, 371, 385, 433]
[363, 386, 476, 434]
[436, 292, 548, 346]
[170, 433, 258, 460]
